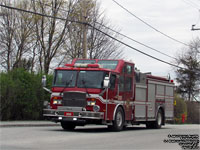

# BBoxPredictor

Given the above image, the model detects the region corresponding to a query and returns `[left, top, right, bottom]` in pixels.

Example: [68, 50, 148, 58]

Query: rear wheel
[146, 122, 154, 129]
[155, 109, 163, 129]
[61, 122, 76, 130]
[108, 107, 124, 131]
[146, 109, 163, 129]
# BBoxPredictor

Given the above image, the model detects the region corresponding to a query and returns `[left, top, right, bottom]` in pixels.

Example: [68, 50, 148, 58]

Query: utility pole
[82, 0, 88, 59]
[82, 9, 87, 59]
[80, 0, 93, 59]
[191, 25, 200, 31]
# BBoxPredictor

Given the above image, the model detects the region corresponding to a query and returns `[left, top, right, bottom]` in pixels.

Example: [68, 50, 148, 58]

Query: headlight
[53, 99, 62, 105]
[87, 101, 96, 106]
[87, 98, 97, 106]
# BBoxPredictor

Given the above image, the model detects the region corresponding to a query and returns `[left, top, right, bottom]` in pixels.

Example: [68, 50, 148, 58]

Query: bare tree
[87, 6, 123, 59]
[0, 2, 16, 71]
[0, 0, 35, 72]
[175, 37, 200, 101]
[0, 0, 123, 72]
[61, 0, 123, 64]
[31, 0, 78, 74]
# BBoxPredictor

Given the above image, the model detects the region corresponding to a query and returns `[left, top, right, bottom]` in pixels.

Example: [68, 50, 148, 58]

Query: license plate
[64, 112, 73, 116]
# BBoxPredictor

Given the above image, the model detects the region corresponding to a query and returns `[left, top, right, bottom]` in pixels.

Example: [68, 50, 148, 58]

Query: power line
[0, 3, 88, 25]
[195, 10, 200, 25]
[94, 22, 177, 60]
[0, 3, 88, 61]
[36, 0, 177, 60]
[111, 0, 190, 47]
[182, 0, 200, 10]
[90, 24, 185, 69]
[187, 0, 200, 8]
[0, 3, 193, 71]
[32, 0, 71, 13]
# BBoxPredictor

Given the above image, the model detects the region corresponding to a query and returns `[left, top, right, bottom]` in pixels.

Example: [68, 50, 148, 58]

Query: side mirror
[103, 76, 110, 88]
[42, 75, 47, 87]
[42, 75, 52, 94]
[43, 101, 50, 108]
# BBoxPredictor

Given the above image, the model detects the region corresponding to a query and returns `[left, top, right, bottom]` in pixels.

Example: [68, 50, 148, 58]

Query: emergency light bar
[74, 63, 88, 68]
[87, 64, 101, 68]
[65, 64, 73, 67]
[65, 63, 101, 68]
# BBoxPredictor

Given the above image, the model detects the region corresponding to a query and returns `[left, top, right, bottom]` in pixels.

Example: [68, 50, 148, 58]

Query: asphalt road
[0, 124, 199, 150]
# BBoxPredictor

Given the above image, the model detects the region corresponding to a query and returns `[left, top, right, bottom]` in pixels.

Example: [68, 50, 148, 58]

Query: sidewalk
[0, 121, 59, 127]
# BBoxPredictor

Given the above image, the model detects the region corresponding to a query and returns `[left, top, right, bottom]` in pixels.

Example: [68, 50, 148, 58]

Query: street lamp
[191, 24, 200, 31]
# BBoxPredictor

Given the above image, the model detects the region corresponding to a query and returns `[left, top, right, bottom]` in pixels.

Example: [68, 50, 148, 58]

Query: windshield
[53, 70, 77, 87]
[75, 60, 96, 64]
[98, 60, 118, 70]
[77, 71, 105, 88]
[53, 70, 106, 89]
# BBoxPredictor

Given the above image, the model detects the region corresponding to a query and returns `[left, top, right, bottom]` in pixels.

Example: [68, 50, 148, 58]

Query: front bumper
[43, 109, 104, 122]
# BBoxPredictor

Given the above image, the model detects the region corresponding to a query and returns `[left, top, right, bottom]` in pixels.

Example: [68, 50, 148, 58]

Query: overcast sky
[99, 0, 200, 78]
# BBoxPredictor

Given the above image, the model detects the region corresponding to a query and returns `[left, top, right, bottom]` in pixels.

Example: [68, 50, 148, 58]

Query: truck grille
[63, 92, 86, 107]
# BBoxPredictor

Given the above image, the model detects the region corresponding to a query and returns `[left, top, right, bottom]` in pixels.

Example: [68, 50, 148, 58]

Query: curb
[0, 121, 60, 127]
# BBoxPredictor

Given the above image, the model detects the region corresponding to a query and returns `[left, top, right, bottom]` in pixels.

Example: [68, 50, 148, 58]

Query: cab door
[121, 64, 134, 120]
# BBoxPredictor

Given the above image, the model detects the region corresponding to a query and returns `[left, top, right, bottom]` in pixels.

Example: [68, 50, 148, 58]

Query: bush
[186, 101, 200, 124]
[174, 94, 187, 124]
[0, 68, 52, 121]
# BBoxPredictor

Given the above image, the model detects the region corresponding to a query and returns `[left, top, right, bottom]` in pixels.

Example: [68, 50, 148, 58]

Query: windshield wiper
[60, 74, 74, 96]
[81, 79, 90, 97]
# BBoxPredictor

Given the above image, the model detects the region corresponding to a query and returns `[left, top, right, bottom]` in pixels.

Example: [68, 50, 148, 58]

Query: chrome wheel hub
[116, 111, 122, 127]
[157, 113, 162, 125]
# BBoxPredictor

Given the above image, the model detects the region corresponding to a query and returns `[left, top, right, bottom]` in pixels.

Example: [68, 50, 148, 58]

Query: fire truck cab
[43, 59, 174, 131]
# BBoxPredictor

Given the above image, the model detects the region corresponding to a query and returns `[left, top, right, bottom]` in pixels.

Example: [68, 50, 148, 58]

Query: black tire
[146, 122, 154, 129]
[146, 109, 163, 129]
[108, 107, 124, 131]
[154, 109, 163, 129]
[61, 122, 76, 131]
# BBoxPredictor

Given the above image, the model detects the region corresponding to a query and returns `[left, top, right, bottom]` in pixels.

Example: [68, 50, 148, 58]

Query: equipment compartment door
[135, 85, 147, 120]
[165, 86, 174, 118]
[147, 84, 155, 118]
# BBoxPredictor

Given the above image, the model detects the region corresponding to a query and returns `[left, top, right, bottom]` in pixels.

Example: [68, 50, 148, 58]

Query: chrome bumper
[43, 109, 104, 120]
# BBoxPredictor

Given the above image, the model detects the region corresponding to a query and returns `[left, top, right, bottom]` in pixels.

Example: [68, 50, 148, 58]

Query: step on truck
[43, 59, 174, 131]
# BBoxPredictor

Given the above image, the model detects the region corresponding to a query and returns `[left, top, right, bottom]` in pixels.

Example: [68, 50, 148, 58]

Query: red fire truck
[43, 59, 174, 131]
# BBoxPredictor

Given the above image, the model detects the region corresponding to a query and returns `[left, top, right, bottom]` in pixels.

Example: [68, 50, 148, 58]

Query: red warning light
[65, 64, 74, 67]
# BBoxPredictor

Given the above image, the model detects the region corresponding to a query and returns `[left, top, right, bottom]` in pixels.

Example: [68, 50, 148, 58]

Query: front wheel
[108, 107, 124, 131]
[61, 122, 76, 131]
